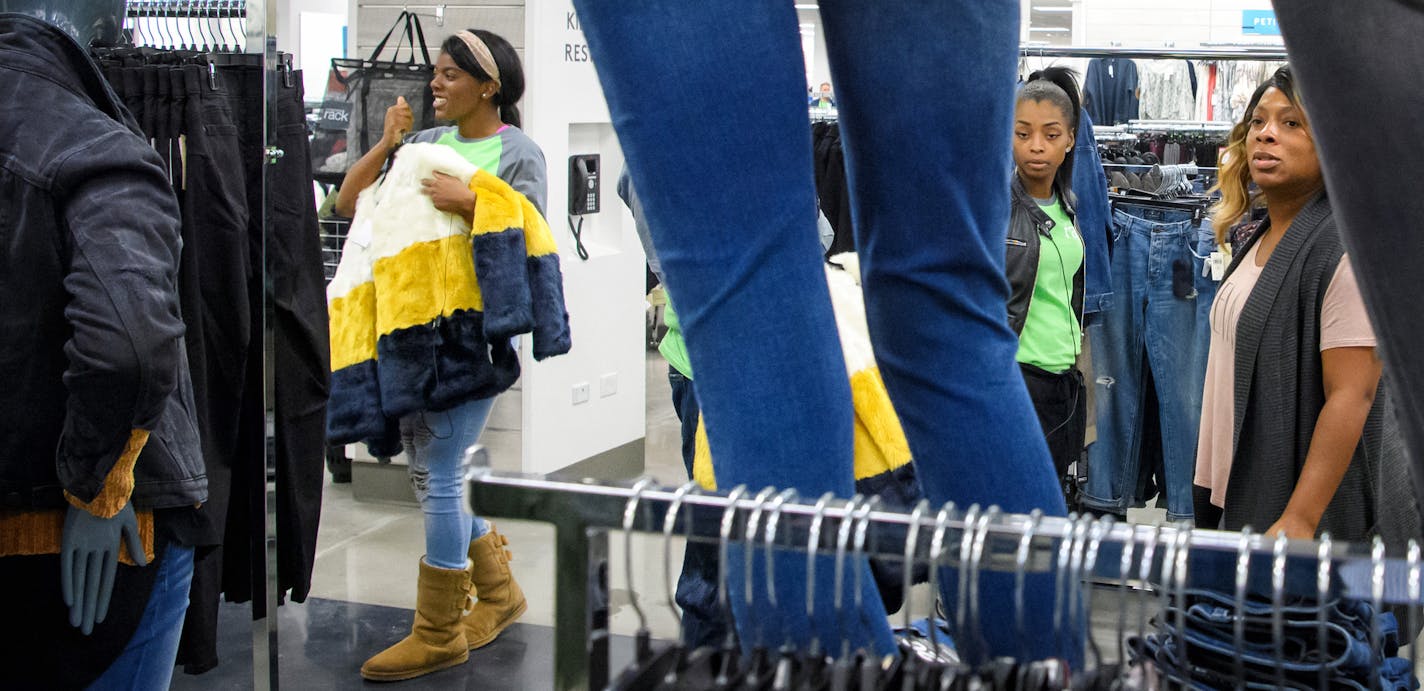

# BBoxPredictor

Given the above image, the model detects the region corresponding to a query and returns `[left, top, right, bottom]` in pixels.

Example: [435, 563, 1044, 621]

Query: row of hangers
[599, 475, 1424, 690]
[123, 0, 246, 54]
[608, 480, 1092, 690]
[97, 3, 295, 90]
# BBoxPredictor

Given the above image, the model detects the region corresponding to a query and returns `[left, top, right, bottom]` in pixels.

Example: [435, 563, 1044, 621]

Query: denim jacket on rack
[1072, 110, 1114, 317]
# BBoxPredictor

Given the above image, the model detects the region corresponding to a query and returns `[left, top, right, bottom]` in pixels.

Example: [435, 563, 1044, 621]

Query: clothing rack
[465, 447, 1423, 691]
[1019, 44, 1288, 61]
[125, 0, 246, 19]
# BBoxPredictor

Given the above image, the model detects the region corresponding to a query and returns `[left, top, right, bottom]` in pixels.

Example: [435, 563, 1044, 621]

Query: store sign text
[564, 11, 590, 62]
[1241, 10, 1281, 35]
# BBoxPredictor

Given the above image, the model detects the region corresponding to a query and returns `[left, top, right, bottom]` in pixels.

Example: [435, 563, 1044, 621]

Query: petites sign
[1242, 10, 1281, 36]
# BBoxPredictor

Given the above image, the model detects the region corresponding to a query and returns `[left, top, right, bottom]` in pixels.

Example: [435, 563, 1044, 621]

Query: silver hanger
[661, 480, 701, 646]
[763, 488, 798, 655]
[1066, 514, 1096, 663]
[1170, 525, 1192, 687]
[926, 502, 959, 663]
[214, 0, 229, 52]
[1409, 539, 1421, 682]
[1270, 532, 1289, 689]
[157, 3, 173, 50]
[765, 488, 799, 689]
[1233, 527, 1254, 689]
[1013, 508, 1044, 662]
[743, 487, 778, 650]
[965, 505, 1000, 664]
[1080, 515, 1113, 673]
[1052, 512, 1083, 659]
[1370, 536, 1387, 690]
[621, 477, 656, 632]
[849, 495, 881, 660]
[1316, 532, 1333, 691]
[954, 503, 982, 656]
[1115, 523, 1139, 675]
[903, 499, 932, 636]
[1135, 523, 1164, 671]
[832, 494, 867, 661]
[716, 484, 750, 652]
[804, 491, 837, 659]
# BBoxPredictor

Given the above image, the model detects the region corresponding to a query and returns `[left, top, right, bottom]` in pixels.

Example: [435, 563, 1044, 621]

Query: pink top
[1194, 246, 1376, 509]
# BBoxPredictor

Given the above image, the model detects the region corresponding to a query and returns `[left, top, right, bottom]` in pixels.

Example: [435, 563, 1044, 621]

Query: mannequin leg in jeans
[571, 0, 889, 655]
[817, 0, 1067, 662]
[572, 0, 1068, 661]
[86, 546, 195, 690]
[402, 396, 497, 569]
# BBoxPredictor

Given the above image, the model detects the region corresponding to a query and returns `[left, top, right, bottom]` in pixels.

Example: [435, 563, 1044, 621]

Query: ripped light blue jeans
[400, 396, 496, 570]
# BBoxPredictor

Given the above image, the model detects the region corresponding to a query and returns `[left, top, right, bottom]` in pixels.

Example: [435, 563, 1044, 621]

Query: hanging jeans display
[570, 0, 1067, 662]
[1083, 202, 1213, 520]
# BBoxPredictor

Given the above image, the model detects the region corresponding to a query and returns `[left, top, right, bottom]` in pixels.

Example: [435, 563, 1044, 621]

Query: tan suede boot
[463, 524, 528, 649]
[360, 559, 473, 681]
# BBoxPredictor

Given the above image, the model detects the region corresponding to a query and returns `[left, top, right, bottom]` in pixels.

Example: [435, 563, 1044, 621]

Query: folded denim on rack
[1083, 204, 1209, 519]
[1132, 632, 1416, 691]
[1177, 588, 1398, 651]
[1158, 612, 1374, 677]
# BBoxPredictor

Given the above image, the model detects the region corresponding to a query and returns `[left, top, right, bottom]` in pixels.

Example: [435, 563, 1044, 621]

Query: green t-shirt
[659, 300, 692, 379]
[409, 124, 548, 215]
[1015, 196, 1084, 373]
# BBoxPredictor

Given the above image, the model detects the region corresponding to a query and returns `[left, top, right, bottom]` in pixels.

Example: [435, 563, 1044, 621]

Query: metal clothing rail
[465, 447, 1421, 691]
[1019, 44, 1288, 61]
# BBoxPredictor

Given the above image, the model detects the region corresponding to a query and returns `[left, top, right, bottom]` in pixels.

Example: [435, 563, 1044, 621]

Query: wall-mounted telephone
[569, 154, 600, 215]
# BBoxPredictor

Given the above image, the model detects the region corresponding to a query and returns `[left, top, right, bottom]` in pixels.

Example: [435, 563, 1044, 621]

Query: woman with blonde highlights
[1193, 66, 1402, 543]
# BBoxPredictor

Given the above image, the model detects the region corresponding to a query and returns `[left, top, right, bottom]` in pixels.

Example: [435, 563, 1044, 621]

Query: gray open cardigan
[1221, 192, 1415, 547]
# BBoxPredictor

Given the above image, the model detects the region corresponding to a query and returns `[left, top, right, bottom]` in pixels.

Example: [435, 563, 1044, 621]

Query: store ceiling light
[794, 3, 818, 9]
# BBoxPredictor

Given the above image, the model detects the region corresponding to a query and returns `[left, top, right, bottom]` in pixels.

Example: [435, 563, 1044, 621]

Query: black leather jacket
[1006, 175, 1085, 337]
[0, 14, 205, 510]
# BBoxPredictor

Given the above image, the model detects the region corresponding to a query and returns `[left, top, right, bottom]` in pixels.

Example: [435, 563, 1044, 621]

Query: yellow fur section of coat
[691, 253, 912, 490]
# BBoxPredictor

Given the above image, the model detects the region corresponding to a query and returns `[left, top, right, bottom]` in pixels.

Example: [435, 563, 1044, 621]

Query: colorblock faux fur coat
[326, 143, 571, 456]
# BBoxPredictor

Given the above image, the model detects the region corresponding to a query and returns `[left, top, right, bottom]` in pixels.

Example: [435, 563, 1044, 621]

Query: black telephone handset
[569, 154, 601, 215]
[566, 154, 600, 260]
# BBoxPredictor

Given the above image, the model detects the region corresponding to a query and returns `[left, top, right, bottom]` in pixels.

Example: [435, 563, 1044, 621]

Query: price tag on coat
[349, 217, 374, 249]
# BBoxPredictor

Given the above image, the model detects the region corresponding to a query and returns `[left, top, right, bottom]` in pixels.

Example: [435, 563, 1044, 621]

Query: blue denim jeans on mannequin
[401, 396, 496, 570]
[87, 545, 195, 690]
[570, 0, 1067, 661]
[1083, 204, 1207, 520]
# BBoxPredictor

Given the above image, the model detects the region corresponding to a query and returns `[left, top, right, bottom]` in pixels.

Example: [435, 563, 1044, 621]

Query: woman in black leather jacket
[1005, 68, 1088, 492]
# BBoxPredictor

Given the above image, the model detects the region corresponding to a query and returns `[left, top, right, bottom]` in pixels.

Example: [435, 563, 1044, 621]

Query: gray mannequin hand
[60, 503, 147, 635]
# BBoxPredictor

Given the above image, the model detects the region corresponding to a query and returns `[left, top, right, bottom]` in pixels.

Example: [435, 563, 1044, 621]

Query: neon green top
[1015, 196, 1084, 373]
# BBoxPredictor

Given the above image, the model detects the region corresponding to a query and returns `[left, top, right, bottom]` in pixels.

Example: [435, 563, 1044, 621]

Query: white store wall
[520, 0, 646, 474]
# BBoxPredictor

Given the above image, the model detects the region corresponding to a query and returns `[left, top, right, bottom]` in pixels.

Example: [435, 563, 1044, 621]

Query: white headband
[455, 30, 501, 91]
